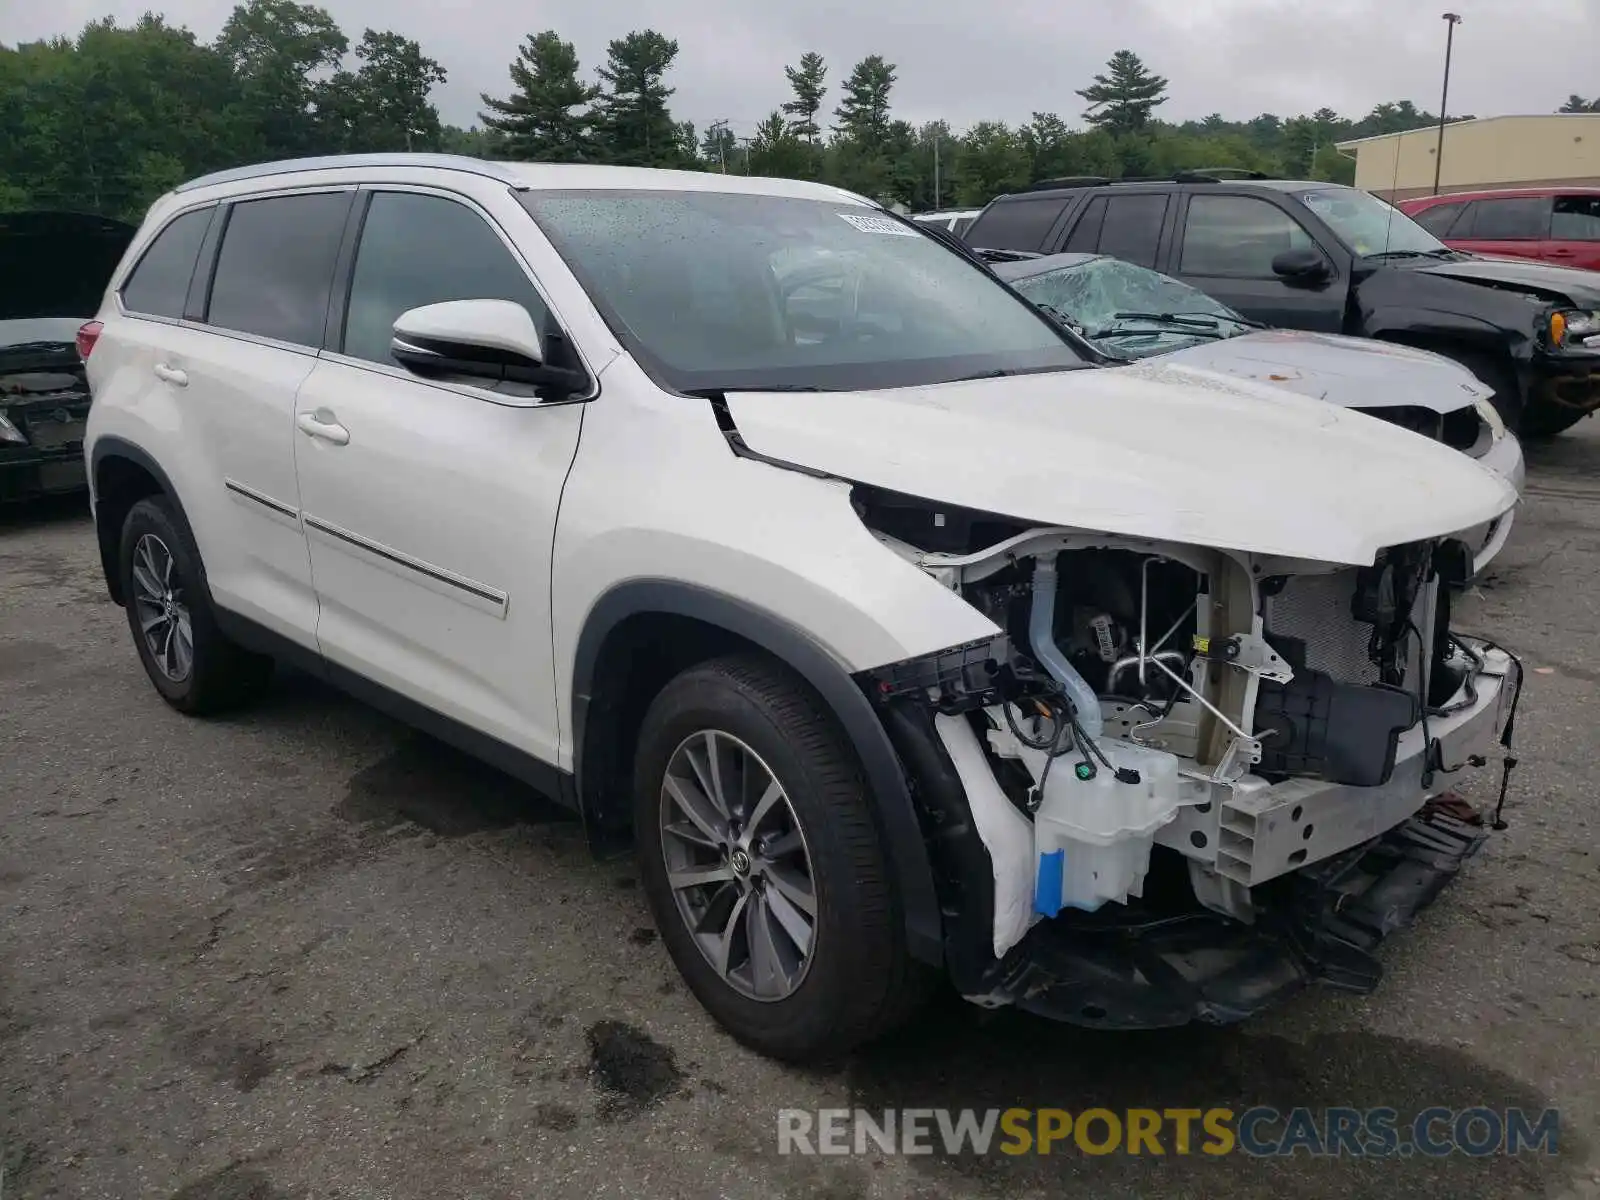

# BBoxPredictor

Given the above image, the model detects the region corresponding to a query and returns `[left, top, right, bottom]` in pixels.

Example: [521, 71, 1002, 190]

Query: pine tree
[833, 54, 895, 150]
[592, 29, 685, 167]
[478, 31, 597, 161]
[782, 52, 827, 143]
[1076, 50, 1168, 136]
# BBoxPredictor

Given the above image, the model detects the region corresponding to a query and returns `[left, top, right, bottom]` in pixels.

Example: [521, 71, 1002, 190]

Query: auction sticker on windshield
[838, 213, 919, 236]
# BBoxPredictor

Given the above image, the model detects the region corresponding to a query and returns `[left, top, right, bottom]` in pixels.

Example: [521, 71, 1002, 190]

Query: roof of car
[989, 252, 1101, 281]
[173, 154, 869, 206]
[1400, 185, 1600, 208]
[990, 175, 1342, 202]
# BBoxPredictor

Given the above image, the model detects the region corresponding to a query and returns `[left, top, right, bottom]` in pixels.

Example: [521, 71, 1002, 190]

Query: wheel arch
[570, 579, 945, 966]
[90, 437, 188, 606]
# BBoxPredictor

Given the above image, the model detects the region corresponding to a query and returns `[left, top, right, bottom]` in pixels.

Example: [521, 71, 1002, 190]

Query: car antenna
[1381, 134, 1402, 255]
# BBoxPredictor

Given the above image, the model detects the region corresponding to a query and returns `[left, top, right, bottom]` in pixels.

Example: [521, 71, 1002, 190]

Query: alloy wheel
[659, 729, 818, 1001]
[130, 532, 193, 682]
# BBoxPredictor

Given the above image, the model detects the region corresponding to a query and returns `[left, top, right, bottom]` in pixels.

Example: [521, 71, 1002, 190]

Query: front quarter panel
[550, 357, 1000, 771]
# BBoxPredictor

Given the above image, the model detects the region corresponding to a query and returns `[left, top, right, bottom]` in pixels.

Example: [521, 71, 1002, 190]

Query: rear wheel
[119, 495, 272, 714]
[633, 655, 928, 1061]
[1519, 399, 1589, 439]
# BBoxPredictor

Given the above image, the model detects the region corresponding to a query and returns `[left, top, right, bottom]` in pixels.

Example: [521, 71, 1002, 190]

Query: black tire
[119, 494, 273, 714]
[633, 654, 930, 1062]
[1519, 400, 1590, 440]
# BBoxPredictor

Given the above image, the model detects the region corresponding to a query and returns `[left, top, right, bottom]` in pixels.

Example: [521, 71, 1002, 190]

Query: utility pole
[933, 135, 941, 209]
[1434, 12, 1462, 195]
[707, 119, 730, 173]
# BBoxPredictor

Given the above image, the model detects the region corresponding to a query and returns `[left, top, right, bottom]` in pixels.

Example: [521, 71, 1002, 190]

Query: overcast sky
[4, 0, 1596, 137]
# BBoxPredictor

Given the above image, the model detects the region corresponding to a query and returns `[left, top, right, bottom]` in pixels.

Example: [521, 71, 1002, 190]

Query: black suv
[963, 173, 1600, 437]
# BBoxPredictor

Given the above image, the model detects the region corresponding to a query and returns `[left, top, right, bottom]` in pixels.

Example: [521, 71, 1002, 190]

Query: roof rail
[1018, 176, 1113, 192]
[174, 153, 527, 194]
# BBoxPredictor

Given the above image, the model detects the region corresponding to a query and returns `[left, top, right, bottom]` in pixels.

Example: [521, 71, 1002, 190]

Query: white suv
[84, 154, 1523, 1061]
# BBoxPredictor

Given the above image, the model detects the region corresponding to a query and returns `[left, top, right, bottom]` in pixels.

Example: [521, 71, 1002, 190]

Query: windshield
[1298, 187, 1447, 257]
[518, 190, 1086, 393]
[1009, 256, 1251, 360]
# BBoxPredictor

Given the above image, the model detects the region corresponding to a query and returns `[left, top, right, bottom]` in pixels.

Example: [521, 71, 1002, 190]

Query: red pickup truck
[1399, 188, 1600, 272]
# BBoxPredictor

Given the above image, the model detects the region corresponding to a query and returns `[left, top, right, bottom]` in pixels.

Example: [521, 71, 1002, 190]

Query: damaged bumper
[975, 805, 1490, 1029]
[869, 590, 1520, 1030]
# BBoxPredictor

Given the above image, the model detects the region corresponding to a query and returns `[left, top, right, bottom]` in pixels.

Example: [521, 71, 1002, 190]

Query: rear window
[1464, 197, 1549, 240]
[121, 207, 213, 319]
[1552, 196, 1600, 240]
[965, 196, 1070, 251]
[206, 191, 351, 347]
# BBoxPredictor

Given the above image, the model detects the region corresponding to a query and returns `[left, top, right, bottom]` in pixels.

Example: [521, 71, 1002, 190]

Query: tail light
[76, 320, 103, 360]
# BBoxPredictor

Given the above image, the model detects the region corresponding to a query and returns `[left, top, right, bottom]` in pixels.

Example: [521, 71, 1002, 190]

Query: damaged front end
[856, 488, 1522, 1029]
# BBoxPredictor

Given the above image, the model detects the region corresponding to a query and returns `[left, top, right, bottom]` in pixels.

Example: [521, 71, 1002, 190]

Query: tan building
[1337, 113, 1600, 201]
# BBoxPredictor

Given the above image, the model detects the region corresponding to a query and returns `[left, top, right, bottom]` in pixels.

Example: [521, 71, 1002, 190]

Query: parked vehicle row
[959, 173, 1600, 437]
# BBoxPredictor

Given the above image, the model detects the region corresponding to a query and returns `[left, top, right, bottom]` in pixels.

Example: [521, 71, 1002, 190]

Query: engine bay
[856, 484, 1508, 964]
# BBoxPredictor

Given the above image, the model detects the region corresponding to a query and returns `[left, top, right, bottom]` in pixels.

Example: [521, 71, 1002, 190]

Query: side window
[1180, 195, 1317, 277]
[1413, 201, 1466, 237]
[341, 192, 552, 369]
[207, 192, 351, 346]
[120, 207, 212, 318]
[1096, 196, 1169, 268]
[966, 197, 1069, 251]
[1551, 196, 1600, 240]
[1064, 197, 1107, 252]
[1468, 197, 1550, 240]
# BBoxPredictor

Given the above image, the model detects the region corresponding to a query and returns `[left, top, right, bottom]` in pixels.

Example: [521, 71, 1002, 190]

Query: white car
[84, 155, 1522, 1061]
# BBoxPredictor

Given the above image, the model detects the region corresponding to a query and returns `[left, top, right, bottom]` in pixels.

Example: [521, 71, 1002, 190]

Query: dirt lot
[2, 428, 1598, 1200]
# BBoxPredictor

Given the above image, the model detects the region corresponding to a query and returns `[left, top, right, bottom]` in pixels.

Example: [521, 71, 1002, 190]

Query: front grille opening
[1440, 406, 1485, 452]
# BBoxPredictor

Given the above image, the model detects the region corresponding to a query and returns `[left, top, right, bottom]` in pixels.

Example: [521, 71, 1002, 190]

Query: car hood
[722, 364, 1517, 566]
[1406, 255, 1600, 307]
[1151, 329, 1491, 411]
[0, 211, 136, 322]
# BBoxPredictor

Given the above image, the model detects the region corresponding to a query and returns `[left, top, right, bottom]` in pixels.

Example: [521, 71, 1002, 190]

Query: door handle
[295, 410, 351, 446]
[1548, 247, 1575, 257]
[153, 362, 188, 387]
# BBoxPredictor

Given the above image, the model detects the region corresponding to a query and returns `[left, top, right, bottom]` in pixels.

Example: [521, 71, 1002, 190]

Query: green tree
[747, 111, 813, 178]
[321, 30, 446, 153]
[833, 54, 896, 149]
[700, 123, 737, 171]
[479, 31, 597, 162]
[1, 16, 249, 218]
[215, 0, 347, 158]
[782, 52, 827, 143]
[953, 121, 1029, 206]
[441, 124, 509, 157]
[592, 30, 686, 167]
[1076, 50, 1168, 136]
[1559, 94, 1599, 113]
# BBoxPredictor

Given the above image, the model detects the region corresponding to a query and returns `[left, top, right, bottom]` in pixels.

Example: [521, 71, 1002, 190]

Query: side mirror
[391, 299, 584, 394]
[1271, 248, 1331, 284]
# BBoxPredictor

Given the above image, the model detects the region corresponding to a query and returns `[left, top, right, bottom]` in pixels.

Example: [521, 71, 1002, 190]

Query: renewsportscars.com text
[777, 1106, 1561, 1158]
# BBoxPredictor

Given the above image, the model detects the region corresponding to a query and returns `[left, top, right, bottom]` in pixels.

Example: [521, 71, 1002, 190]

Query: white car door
[291, 187, 587, 768]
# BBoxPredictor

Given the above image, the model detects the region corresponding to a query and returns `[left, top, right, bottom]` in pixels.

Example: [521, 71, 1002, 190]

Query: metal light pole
[1433, 12, 1462, 195]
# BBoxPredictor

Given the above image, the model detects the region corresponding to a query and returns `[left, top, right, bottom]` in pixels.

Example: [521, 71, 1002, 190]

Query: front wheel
[633, 655, 928, 1061]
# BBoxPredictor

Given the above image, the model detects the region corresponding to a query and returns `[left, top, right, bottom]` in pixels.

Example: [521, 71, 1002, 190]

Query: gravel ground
[2, 426, 1598, 1200]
